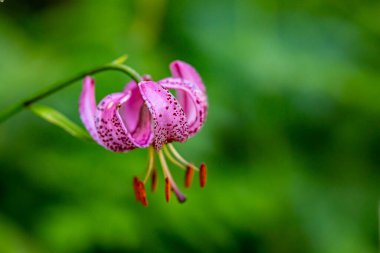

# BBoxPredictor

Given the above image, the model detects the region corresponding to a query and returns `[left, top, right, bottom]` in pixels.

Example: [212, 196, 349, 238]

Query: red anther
[141, 196, 148, 206]
[133, 176, 139, 188]
[165, 177, 171, 202]
[133, 177, 148, 206]
[139, 182, 148, 206]
[199, 163, 207, 188]
[140, 184, 148, 206]
[185, 164, 194, 188]
[151, 169, 158, 192]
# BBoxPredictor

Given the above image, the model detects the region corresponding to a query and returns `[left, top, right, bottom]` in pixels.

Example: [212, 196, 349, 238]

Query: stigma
[132, 144, 207, 206]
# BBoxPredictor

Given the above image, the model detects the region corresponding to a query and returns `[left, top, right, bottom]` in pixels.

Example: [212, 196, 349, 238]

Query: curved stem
[0, 62, 142, 123]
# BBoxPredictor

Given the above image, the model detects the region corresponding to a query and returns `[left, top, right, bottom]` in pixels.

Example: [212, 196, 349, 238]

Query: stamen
[158, 150, 186, 203]
[185, 165, 195, 188]
[151, 168, 158, 192]
[131, 147, 155, 206]
[167, 144, 199, 172]
[163, 145, 186, 170]
[140, 186, 148, 206]
[133, 176, 148, 206]
[141, 192, 148, 206]
[143, 146, 155, 184]
[200, 163, 207, 188]
[165, 177, 171, 202]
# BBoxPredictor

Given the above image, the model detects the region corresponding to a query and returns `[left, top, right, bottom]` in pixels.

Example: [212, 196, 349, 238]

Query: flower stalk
[0, 61, 141, 123]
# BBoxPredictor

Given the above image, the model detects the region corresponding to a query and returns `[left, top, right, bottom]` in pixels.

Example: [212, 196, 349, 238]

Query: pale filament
[143, 146, 155, 184]
[163, 145, 186, 170]
[158, 150, 186, 202]
[167, 143, 199, 172]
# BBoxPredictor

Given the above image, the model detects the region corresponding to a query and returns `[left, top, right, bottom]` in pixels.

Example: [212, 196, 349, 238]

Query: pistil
[158, 150, 186, 203]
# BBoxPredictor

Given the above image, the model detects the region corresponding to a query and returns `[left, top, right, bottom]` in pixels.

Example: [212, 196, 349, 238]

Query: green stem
[0, 63, 141, 123]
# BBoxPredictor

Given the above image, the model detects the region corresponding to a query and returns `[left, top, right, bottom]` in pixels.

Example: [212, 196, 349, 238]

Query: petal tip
[83, 76, 95, 86]
[169, 60, 206, 93]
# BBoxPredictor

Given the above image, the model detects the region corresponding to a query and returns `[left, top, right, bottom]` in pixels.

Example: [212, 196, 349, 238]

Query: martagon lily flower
[79, 60, 208, 206]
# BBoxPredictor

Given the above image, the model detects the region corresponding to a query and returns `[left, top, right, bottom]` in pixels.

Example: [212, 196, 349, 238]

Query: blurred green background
[0, 0, 379, 252]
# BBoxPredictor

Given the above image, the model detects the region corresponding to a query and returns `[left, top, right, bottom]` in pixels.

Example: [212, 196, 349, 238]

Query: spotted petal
[138, 81, 189, 150]
[119, 81, 154, 148]
[95, 88, 155, 152]
[158, 78, 207, 136]
[79, 76, 101, 143]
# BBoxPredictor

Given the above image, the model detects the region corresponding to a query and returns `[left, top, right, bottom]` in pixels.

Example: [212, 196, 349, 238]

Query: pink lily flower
[79, 60, 208, 206]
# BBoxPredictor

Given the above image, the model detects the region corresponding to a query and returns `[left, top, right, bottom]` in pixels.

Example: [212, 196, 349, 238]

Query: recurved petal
[79, 76, 101, 143]
[121, 81, 146, 133]
[95, 92, 137, 152]
[138, 81, 189, 150]
[118, 81, 154, 148]
[158, 78, 208, 136]
[123, 80, 137, 93]
[95, 87, 154, 152]
[170, 60, 206, 92]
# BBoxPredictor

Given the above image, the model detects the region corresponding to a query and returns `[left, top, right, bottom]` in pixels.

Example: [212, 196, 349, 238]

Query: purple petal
[121, 81, 147, 133]
[138, 81, 189, 150]
[123, 80, 137, 93]
[95, 88, 155, 152]
[158, 78, 208, 136]
[79, 76, 101, 143]
[80, 78, 154, 152]
[95, 93, 137, 152]
[118, 81, 154, 148]
[170, 60, 206, 92]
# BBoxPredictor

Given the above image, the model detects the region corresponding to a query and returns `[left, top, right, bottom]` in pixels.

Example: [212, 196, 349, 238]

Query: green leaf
[28, 104, 93, 141]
